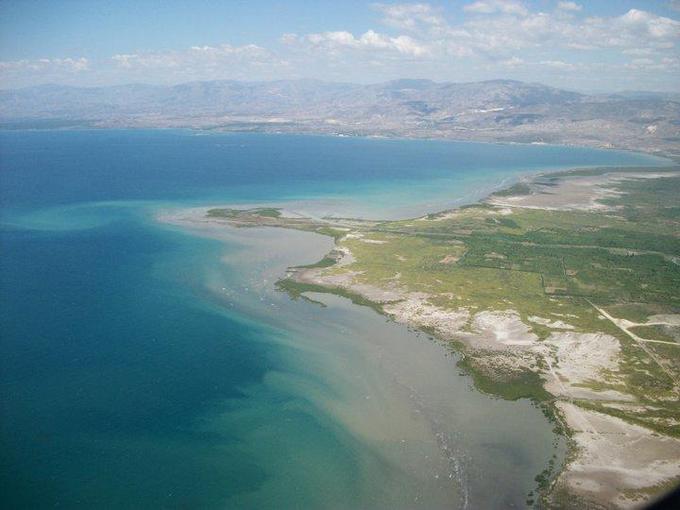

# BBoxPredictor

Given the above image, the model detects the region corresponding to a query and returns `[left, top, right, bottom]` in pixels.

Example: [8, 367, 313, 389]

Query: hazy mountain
[1, 79, 678, 157]
[605, 90, 680, 102]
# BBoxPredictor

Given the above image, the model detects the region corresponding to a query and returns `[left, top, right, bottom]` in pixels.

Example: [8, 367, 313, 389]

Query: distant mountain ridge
[1, 79, 678, 157]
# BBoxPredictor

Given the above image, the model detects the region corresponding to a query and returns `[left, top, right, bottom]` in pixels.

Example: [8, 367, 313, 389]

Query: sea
[0, 130, 669, 509]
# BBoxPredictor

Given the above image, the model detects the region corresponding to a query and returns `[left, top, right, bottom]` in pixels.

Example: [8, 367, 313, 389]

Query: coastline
[157, 207, 562, 509]
[161, 163, 680, 509]
[202, 127, 680, 163]
[4, 124, 677, 164]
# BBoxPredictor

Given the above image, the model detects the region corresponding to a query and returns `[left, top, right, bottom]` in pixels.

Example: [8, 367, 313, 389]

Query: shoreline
[159, 163, 680, 509]
[2, 125, 677, 164]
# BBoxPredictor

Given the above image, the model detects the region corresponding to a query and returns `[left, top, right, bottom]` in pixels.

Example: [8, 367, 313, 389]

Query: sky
[0, 0, 679, 91]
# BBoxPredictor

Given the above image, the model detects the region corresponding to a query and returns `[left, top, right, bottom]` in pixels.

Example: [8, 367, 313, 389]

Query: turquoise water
[0, 130, 669, 508]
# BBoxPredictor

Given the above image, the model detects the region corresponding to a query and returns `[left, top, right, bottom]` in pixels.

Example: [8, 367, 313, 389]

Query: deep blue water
[0, 219, 279, 507]
[0, 130, 668, 508]
[0, 129, 666, 213]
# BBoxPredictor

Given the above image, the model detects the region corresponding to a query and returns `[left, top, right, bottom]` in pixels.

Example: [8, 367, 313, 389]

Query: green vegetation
[491, 182, 532, 197]
[208, 207, 282, 218]
[293, 253, 339, 269]
[576, 399, 680, 438]
[210, 166, 680, 503]
[276, 278, 386, 314]
[458, 356, 552, 402]
[629, 325, 679, 343]
[605, 302, 676, 323]
[272, 170, 679, 410]
[206, 208, 241, 218]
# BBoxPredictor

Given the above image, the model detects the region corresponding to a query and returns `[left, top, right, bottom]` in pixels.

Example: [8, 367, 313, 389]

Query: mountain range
[1, 79, 679, 157]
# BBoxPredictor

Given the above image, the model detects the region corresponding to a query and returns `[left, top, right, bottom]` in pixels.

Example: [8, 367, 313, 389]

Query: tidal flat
[159, 212, 563, 509]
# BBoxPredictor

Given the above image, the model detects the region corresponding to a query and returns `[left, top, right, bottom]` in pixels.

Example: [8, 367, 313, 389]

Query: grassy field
[293, 170, 679, 424]
[208, 171, 680, 410]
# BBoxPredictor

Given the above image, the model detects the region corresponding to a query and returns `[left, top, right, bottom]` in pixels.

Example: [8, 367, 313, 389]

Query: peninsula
[168, 165, 680, 509]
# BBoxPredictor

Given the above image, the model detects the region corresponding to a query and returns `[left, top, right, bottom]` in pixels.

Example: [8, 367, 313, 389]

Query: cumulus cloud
[617, 9, 680, 40]
[286, 30, 430, 57]
[290, 4, 679, 66]
[374, 3, 445, 31]
[458, 8, 680, 54]
[280, 3, 679, 88]
[572, 9, 680, 53]
[463, 1, 528, 17]
[557, 2, 582, 12]
[280, 33, 298, 45]
[1, 2, 678, 90]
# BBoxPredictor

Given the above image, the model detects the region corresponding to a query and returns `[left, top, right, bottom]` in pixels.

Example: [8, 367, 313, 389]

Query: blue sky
[1, 0, 679, 91]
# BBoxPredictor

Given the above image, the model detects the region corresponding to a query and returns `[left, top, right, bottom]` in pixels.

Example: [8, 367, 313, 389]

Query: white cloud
[0, 57, 89, 73]
[540, 59, 575, 70]
[577, 9, 680, 51]
[502, 56, 524, 67]
[295, 29, 430, 57]
[280, 3, 680, 87]
[111, 44, 280, 72]
[374, 3, 444, 31]
[0, 57, 90, 88]
[626, 55, 680, 70]
[557, 2, 582, 12]
[617, 9, 680, 40]
[95, 44, 291, 85]
[1, 2, 679, 91]
[450, 7, 680, 55]
[463, 1, 528, 17]
[280, 33, 298, 44]
[622, 47, 654, 56]
[111, 54, 144, 68]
